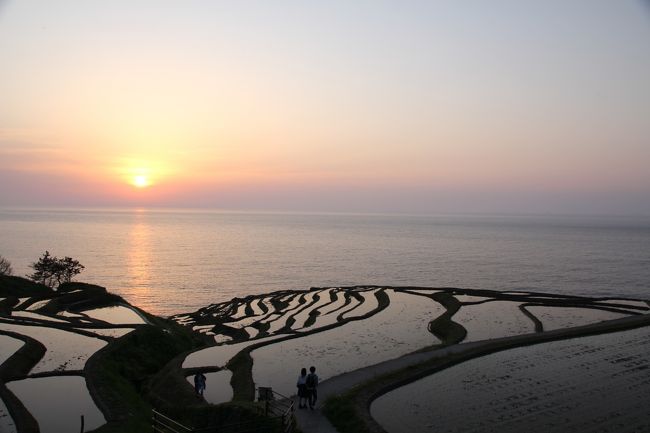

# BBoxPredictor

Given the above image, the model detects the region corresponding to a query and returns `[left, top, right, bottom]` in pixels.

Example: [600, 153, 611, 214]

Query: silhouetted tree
[0, 255, 12, 276]
[28, 251, 84, 289]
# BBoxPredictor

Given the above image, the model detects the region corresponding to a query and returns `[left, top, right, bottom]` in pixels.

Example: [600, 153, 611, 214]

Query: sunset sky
[1, 1, 649, 214]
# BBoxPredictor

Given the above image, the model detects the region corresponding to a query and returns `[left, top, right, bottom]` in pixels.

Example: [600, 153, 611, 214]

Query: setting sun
[132, 175, 150, 188]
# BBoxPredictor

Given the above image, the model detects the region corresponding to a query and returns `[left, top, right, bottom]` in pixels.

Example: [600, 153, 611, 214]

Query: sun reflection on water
[127, 210, 153, 307]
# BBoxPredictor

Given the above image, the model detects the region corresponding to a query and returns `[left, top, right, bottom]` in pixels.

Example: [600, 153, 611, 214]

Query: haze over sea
[1, 207, 649, 316]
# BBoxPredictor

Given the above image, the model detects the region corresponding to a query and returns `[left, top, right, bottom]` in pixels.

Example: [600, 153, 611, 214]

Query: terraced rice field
[0, 288, 153, 433]
[173, 287, 648, 402]
[371, 326, 650, 433]
[2, 284, 647, 433]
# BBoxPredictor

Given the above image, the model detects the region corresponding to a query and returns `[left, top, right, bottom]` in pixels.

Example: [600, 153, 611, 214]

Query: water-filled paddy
[14, 298, 30, 309]
[455, 295, 494, 303]
[303, 292, 348, 329]
[24, 300, 50, 311]
[454, 301, 534, 342]
[7, 376, 105, 433]
[339, 289, 378, 319]
[371, 326, 650, 433]
[76, 327, 135, 339]
[290, 290, 333, 329]
[81, 305, 147, 325]
[11, 311, 70, 324]
[526, 306, 629, 331]
[0, 323, 106, 373]
[183, 334, 285, 369]
[251, 290, 444, 395]
[58, 310, 85, 318]
[0, 397, 16, 433]
[0, 334, 24, 365]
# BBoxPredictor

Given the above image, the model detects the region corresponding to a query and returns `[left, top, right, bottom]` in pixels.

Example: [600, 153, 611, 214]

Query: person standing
[306, 366, 319, 410]
[194, 372, 207, 397]
[296, 367, 308, 408]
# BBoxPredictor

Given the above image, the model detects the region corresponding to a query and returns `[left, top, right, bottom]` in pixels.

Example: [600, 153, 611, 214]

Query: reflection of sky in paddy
[340, 289, 378, 319]
[81, 305, 146, 325]
[454, 301, 534, 342]
[371, 327, 650, 433]
[251, 290, 444, 396]
[183, 334, 285, 369]
[75, 327, 135, 339]
[0, 396, 16, 433]
[0, 323, 106, 373]
[293, 289, 332, 328]
[7, 376, 105, 433]
[0, 334, 24, 365]
[527, 306, 628, 331]
[11, 311, 70, 323]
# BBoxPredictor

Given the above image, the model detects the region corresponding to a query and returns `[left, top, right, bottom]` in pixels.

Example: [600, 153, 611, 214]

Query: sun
[132, 175, 151, 188]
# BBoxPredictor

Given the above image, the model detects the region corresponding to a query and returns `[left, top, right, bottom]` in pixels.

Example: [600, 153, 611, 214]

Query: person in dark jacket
[306, 366, 319, 409]
[194, 372, 207, 397]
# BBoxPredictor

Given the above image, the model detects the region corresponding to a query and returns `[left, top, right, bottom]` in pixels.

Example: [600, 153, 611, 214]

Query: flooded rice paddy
[1, 284, 647, 430]
[183, 334, 285, 369]
[371, 326, 650, 433]
[0, 323, 106, 373]
[0, 288, 150, 433]
[525, 306, 629, 331]
[0, 334, 24, 365]
[0, 397, 16, 433]
[7, 376, 105, 433]
[454, 301, 534, 342]
[81, 305, 147, 325]
[251, 290, 443, 396]
[175, 287, 648, 402]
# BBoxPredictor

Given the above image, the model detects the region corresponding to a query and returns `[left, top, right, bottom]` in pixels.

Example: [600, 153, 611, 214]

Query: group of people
[296, 366, 319, 410]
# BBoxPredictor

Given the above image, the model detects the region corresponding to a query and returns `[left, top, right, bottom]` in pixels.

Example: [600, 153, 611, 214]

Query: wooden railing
[257, 388, 295, 433]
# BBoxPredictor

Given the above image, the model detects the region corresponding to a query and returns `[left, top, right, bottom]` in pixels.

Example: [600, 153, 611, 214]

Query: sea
[1, 208, 649, 316]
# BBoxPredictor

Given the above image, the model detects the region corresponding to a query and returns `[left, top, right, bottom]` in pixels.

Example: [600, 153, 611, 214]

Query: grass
[323, 392, 371, 433]
[177, 402, 283, 432]
[87, 320, 204, 433]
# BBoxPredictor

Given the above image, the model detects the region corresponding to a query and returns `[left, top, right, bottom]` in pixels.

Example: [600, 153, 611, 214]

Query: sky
[0, 1, 649, 215]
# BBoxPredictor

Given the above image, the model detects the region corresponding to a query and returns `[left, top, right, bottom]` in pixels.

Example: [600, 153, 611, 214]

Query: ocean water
[0, 208, 649, 316]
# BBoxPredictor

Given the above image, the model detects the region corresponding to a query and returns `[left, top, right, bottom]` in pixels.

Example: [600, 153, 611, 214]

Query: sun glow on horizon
[132, 175, 150, 188]
[116, 158, 174, 190]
